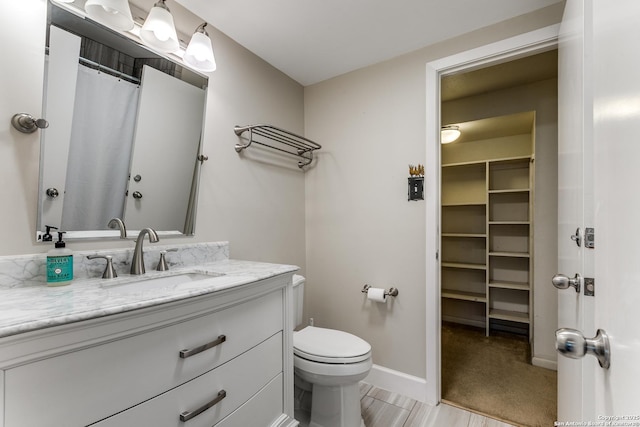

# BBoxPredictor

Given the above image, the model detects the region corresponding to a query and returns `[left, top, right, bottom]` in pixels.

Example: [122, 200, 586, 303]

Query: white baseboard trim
[532, 356, 557, 371]
[363, 364, 428, 403]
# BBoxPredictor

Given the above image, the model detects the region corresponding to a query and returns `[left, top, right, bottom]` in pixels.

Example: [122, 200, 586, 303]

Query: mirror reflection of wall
[37, 1, 208, 241]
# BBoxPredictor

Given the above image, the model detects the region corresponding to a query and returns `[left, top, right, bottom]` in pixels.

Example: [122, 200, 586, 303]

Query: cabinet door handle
[179, 390, 226, 422]
[179, 335, 226, 358]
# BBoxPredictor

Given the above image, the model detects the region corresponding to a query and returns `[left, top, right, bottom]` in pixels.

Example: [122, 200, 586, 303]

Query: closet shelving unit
[441, 119, 534, 337]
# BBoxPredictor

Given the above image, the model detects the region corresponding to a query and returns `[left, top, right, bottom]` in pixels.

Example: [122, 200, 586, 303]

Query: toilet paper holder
[361, 284, 399, 297]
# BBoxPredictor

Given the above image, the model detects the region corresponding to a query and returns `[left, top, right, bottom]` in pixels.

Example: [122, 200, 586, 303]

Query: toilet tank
[292, 274, 305, 329]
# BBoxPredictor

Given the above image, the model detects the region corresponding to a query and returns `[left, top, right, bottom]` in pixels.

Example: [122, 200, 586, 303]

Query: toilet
[292, 275, 372, 427]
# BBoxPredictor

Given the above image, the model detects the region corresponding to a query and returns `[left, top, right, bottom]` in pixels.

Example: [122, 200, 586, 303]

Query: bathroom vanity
[0, 242, 298, 427]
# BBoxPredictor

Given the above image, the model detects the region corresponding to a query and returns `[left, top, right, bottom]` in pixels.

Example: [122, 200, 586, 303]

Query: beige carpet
[441, 323, 557, 427]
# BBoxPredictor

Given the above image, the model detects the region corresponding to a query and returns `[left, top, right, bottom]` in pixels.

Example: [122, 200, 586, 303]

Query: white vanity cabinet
[0, 274, 297, 427]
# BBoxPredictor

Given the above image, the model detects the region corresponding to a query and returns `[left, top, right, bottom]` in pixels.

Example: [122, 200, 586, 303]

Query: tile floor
[359, 382, 516, 427]
[296, 382, 516, 427]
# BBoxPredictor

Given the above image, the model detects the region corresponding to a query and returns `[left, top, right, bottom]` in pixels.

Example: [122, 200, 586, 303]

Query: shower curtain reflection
[61, 65, 139, 231]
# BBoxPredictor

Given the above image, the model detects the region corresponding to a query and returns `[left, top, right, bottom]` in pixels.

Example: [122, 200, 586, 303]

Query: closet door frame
[424, 25, 559, 405]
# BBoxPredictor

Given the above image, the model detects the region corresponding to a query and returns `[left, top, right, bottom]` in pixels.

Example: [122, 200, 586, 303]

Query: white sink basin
[101, 271, 224, 294]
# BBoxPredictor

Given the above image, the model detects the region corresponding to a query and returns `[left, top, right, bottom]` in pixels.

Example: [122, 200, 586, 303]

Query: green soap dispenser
[46, 231, 73, 286]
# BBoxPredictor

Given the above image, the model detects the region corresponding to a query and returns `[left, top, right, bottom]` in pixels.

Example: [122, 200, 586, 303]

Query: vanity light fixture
[84, 0, 134, 31]
[183, 23, 217, 72]
[441, 125, 461, 144]
[140, 0, 179, 53]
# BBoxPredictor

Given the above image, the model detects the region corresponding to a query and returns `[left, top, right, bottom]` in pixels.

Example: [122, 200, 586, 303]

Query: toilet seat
[294, 326, 371, 364]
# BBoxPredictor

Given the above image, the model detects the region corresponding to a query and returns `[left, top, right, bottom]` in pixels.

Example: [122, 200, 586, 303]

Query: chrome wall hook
[11, 113, 49, 134]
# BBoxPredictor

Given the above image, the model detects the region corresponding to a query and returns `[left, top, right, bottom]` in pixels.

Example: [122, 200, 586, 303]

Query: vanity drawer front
[93, 332, 283, 427]
[215, 373, 284, 427]
[4, 290, 283, 427]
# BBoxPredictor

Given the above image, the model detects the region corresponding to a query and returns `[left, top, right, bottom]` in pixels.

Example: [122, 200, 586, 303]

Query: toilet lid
[294, 326, 371, 364]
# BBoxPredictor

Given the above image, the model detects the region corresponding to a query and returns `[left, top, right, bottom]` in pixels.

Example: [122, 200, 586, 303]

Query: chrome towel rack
[234, 124, 321, 168]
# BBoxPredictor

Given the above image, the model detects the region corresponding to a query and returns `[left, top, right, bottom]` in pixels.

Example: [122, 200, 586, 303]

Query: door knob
[11, 113, 49, 134]
[552, 273, 581, 293]
[556, 328, 610, 369]
[132, 191, 143, 199]
[46, 188, 59, 199]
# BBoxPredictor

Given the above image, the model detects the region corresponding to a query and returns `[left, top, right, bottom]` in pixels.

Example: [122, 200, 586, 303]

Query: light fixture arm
[154, 0, 171, 12]
[195, 23, 209, 36]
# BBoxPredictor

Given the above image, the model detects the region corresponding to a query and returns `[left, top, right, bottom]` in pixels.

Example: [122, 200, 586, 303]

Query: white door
[556, 0, 595, 421]
[558, 0, 640, 420]
[124, 66, 205, 232]
[591, 0, 640, 413]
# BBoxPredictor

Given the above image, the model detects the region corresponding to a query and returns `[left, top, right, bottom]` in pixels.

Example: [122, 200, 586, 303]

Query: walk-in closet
[439, 50, 558, 426]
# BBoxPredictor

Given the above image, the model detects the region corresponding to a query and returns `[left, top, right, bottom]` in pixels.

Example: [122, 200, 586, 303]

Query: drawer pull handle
[179, 335, 226, 358]
[179, 390, 227, 422]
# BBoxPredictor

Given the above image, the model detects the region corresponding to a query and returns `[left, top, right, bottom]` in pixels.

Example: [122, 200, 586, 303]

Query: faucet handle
[156, 248, 178, 271]
[86, 255, 118, 279]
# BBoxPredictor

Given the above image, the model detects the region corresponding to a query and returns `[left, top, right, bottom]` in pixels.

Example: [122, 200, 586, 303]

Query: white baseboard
[363, 364, 428, 403]
[532, 356, 557, 371]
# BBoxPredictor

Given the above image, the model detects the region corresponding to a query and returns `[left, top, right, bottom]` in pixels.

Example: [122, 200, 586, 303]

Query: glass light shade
[140, 2, 179, 53]
[184, 30, 217, 72]
[85, 0, 134, 31]
[441, 126, 461, 144]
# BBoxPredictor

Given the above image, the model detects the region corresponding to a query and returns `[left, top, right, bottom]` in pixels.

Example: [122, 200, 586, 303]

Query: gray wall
[303, 5, 564, 377]
[1, 0, 564, 382]
[0, 0, 306, 275]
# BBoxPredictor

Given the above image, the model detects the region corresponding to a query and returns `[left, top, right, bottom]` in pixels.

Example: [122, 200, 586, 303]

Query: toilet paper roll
[367, 287, 387, 303]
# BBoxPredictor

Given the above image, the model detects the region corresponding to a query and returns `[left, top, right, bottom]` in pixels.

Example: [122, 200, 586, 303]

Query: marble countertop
[0, 258, 298, 339]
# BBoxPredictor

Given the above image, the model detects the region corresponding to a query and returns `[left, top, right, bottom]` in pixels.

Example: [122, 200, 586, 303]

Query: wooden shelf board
[442, 202, 486, 207]
[488, 155, 532, 165]
[442, 233, 486, 238]
[488, 189, 530, 194]
[488, 221, 530, 225]
[489, 251, 530, 258]
[442, 160, 488, 168]
[443, 155, 531, 169]
[441, 290, 487, 303]
[488, 281, 530, 291]
[489, 309, 530, 324]
[441, 262, 487, 270]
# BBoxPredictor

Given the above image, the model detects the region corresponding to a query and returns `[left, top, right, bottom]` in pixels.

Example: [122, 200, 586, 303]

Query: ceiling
[441, 49, 558, 102]
[175, 0, 563, 86]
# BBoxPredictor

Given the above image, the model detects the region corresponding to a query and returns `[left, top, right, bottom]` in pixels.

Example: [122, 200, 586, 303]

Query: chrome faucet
[107, 218, 127, 239]
[130, 228, 159, 275]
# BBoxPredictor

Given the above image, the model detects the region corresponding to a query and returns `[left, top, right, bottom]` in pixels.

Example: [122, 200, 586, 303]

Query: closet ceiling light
[84, 0, 134, 31]
[183, 23, 217, 72]
[140, 0, 179, 53]
[441, 125, 461, 144]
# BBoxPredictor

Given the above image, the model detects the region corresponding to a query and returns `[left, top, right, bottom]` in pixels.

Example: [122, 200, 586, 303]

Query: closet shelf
[489, 309, 530, 324]
[234, 124, 321, 168]
[441, 262, 487, 270]
[488, 280, 530, 291]
[442, 233, 486, 238]
[442, 290, 487, 303]
[489, 251, 530, 258]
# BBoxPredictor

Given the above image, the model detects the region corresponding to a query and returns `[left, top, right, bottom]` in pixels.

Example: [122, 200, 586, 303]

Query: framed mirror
[36, 0, 209, 241]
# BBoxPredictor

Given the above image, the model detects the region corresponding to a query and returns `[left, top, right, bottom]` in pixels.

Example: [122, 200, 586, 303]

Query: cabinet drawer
[4, 290, 283, 427]
[94, 332, 283, 427]
[216, 374, 284, 427]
